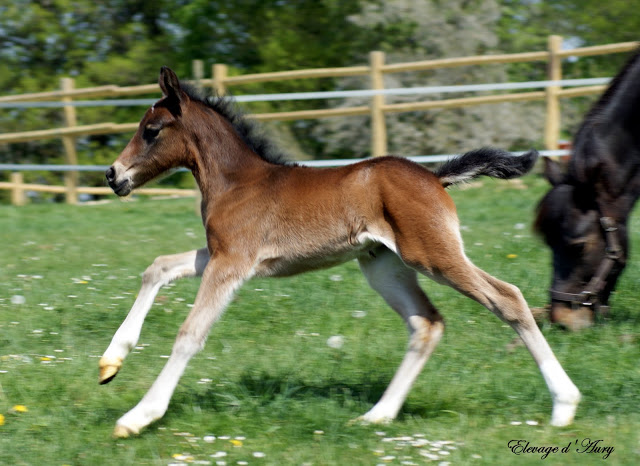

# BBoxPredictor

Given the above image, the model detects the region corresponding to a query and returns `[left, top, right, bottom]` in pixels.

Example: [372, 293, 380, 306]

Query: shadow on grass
[171, 370, 460, 421]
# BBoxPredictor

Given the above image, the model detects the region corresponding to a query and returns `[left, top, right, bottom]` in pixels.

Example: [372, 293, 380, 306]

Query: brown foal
[101, 67, 580, 437]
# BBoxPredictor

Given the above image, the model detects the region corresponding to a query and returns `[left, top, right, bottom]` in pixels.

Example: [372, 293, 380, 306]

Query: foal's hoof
[352, 408, 395, 425]
[550, 397, 581, 427]
[112, 423, 138, 439]
[99, 356, 122, 384]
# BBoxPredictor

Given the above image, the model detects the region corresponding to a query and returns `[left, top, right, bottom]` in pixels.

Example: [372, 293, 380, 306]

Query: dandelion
[506, 254, 518, 259]
[12, 405, 28, 413]
[0, 414, 4, 426]
[230, 439, 243, 447]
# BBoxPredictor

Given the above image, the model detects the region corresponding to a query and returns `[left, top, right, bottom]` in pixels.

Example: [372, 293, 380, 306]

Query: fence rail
[0, 36, 637, 205]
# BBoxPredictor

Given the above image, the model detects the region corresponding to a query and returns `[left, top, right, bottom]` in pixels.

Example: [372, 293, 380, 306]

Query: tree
[311, 0, 546, 159]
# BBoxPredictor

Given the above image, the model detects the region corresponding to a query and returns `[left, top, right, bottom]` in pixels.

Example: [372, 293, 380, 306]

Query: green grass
[1, 173, 639, 465]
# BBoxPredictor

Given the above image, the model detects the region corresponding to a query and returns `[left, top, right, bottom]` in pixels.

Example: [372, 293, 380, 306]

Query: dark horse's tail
[435, 148, 539, 188]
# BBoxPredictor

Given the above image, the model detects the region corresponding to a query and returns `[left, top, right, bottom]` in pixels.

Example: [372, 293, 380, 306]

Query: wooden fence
[0, 35, 638, 205]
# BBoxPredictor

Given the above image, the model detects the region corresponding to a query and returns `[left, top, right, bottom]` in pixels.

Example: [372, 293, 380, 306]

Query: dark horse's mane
[179, 82, 292, 166]
[577, 48, 640, 128]
[569, 48, 640, 184]
[534, 47, 640, 236]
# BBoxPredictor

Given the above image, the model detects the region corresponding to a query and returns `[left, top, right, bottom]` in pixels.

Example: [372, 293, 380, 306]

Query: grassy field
[1, 172, 639, 465]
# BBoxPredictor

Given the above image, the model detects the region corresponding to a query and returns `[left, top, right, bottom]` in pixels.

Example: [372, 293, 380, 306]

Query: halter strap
[549, 216, 622, 313]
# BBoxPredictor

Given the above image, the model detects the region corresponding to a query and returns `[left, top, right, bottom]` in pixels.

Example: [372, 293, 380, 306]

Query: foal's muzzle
[105, 165, 132, 196]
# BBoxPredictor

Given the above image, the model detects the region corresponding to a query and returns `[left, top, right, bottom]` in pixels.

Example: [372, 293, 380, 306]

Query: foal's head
[107, 67, 288, 197]
[105, 67, 215, 196]
[534, 158, 626, 329]
[106, 67, 198, 196]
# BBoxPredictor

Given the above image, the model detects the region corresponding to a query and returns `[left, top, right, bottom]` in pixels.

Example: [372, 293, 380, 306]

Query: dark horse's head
[534, 48, 640, 330]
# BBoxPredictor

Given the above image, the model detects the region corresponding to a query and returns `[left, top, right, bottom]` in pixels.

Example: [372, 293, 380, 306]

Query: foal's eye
[143, 125, 161, 142]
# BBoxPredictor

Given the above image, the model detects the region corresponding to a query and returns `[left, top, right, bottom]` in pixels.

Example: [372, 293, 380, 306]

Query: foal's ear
[159, 67, 181, 98]
[543, 157, 566, 186]
[159, 67, 183, 115]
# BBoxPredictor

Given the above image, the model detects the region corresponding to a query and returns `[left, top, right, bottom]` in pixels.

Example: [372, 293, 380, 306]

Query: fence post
[192, 60, 204, 90]
[369, 51, 387, 157]
[61, 77, 79, 204]
[545, 35, 563, 152]
[10, 172, 26, 206]
[212, 64, 228, 95]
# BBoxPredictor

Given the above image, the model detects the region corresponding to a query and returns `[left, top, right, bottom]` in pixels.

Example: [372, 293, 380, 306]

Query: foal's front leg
[112, 256, 250, 438]
[99, 248, 209, 384]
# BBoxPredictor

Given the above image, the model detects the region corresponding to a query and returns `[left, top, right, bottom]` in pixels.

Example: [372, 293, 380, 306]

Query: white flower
[327, 335, 345, 349]
[11, 295, 25, 305]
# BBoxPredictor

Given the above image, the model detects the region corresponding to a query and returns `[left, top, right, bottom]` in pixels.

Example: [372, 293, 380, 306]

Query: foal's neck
[189, 110, 273, 199]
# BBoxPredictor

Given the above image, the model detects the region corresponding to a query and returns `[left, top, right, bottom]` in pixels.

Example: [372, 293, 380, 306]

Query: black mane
[577, 47, 640, 127]
[567, 47, 640, 187]
[180, 82, 292, 166]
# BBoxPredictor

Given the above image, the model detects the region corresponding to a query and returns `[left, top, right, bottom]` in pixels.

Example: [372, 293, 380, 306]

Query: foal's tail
[435, 148, 539, 188]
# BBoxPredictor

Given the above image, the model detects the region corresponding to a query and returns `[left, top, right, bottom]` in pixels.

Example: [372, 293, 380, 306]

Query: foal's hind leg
[425, 252, 581, 426]
[99, 248, 209, 384]
[357, 247, 444, 423]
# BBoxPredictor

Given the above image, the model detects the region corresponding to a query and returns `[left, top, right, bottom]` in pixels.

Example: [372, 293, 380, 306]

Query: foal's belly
[254, 241, 378, 278]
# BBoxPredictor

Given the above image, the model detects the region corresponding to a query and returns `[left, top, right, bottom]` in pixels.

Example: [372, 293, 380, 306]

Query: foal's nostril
[105, 166, 116, 183]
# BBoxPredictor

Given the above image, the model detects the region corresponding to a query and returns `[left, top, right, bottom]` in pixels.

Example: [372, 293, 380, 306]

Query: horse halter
[549, 216, 623, 314]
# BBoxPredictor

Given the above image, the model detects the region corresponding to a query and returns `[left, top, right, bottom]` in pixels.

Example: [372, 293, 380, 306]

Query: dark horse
[101, 67, 580, 437]
[535, 48, 640, 330]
